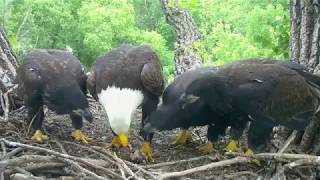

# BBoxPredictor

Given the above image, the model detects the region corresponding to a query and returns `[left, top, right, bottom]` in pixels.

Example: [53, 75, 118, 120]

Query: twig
[62, 141, 116, 165]
[92, 146, 156, 179]
[113, 152, 138, 179]
[14, 167, 33, 176]
[57, 157, 103, 179]
[0, 141, 6, 159]
[278, 130, 297, 153]
[1, 139, 119, 179]
[54, 139, 67, 154]
[224, 171, 259, 178]
[6, 162, 66, 175]
[143, 155, 215, 169]
[10, 173, 45, 180]
[2, 147, 23, 159]
[227, 152, 320, 164]
[157, 157, 250, 180]
[0, 155, 59, 170]
[271, 130, 298, 180]
[3, 85, 18, 122]
[123, 160, 158, 179]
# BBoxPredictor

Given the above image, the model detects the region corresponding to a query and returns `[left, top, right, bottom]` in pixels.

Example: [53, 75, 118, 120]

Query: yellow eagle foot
[172, 130, 192, 146]
[140, 141, 154, 162]
[245, 148, 261, 166]
[224, 140, 239, 153]
[108, 134, 129, 149]
[31, 130, 48, 143]
[198, 142, 214, 154]
[72, 130, 92, 144]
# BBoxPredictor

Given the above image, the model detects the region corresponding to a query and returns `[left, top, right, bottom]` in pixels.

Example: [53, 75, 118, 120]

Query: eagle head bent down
[98, 86, 144, 147]
[17, 49, 93, 144]
[87, 44, 164, 161]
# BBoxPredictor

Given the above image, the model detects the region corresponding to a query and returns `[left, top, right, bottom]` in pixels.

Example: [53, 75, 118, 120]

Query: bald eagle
[87, 44, 164, 161]
[17, 49, 92, 144]
[143, 59, 320, 155]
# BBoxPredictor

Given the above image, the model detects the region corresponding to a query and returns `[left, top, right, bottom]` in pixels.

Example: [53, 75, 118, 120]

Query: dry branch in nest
[1, 138, 320, 180]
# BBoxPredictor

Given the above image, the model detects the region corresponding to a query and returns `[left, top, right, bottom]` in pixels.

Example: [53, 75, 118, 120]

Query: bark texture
[160, 0, 202, 75]
[289, 0, 320, 153]
[0, 28, 21, 115]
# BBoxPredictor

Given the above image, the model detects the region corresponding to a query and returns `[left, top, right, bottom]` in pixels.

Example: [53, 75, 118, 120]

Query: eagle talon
[31, 130, 48, 143]
[140, 141, 154, 162]
[72, 130, 92, 144]
[109, 134, 129, 149]
[172, 130, 192, 146]
[198, 142, 214, 154]
[224, 140, 239, 153]
[245, 148, 261, 166]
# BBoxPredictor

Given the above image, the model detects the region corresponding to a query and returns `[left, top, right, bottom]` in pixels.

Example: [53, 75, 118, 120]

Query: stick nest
[1, 100, 319, 180]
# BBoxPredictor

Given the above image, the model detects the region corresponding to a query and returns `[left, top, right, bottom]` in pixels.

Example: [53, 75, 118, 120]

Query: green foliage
[3, 0, 289, 80]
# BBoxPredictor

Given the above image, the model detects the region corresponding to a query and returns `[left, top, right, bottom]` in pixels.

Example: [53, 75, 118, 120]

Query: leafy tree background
[0, 0, 289, 82]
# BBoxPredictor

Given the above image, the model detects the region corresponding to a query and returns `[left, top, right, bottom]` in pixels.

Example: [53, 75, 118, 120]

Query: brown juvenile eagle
[17, 49, 92, 144]
[143, 59, 320, 156]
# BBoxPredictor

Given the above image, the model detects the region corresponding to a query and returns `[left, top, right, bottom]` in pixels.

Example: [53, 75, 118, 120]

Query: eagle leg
[172, 129, 192, 146]
[72, 130, 92, 144]
[198, 141, 214, 154]
[28, 104, 47, 143]
[140, 141, 154, 162]
[224, 140, 239, 152]
[70, 112, 92, 144]
[31, 130, 48, 142]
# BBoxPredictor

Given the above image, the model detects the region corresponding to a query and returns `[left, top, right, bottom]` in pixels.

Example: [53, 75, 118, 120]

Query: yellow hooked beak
[118, 133, 129, 148]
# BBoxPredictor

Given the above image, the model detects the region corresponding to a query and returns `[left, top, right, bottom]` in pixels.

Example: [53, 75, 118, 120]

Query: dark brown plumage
[144, 59, 320, 153]
[87, 44, 164, 161]
[17, 49, 92, 144]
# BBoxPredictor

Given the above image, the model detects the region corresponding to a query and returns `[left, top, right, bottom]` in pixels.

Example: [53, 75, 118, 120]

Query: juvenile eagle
[17, 49, 93, 144]
[143, 59, 320, 154]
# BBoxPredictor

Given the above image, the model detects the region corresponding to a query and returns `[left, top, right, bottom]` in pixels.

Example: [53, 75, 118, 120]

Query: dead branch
[278, 130, 298, 153]
[10, 173, 45, 180]
[227, 152, 320, 165]
[224, 171, 259, 178]
[92, 146, 157, 179]
[57, 157, 104, 179]
[0, 155, 59, 170]
[1, 139, 121, 179]
[113, 152, 140, 180]
[143, 155, 217, 169]
[2, 147, 23, 159]
[0, 141, 6, 159]
[157, 157, 250, 180]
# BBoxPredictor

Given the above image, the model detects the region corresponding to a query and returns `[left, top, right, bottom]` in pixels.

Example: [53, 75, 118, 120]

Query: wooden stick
[92, 146, 157, 179]
[0, 141, 6, 159]
[1, 139, 120, 179]
[113, 153, 139, 180]
[57, 157, 104, 179]
[0, 155, 59, 170]
[2, 147, 23, 159]
[224, 171, 259, 178]
[157, 157, 250, 180]
[278, 130, 297, 153]
[143, 155, 216, 169]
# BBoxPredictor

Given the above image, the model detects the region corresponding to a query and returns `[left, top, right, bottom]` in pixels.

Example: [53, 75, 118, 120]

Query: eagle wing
[141, 62, 165, 96]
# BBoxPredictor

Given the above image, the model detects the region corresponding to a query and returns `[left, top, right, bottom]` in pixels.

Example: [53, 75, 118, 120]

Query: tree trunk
[0, 27, 21, 118]
[160, 0, 202, 75]
[289, 0, 320, 153]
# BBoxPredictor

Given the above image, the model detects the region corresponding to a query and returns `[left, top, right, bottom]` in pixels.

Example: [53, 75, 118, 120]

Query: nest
[0, 100, 319, 180]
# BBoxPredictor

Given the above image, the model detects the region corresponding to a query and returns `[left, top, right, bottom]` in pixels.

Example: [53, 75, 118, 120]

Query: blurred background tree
[0, 0, 290, 82]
